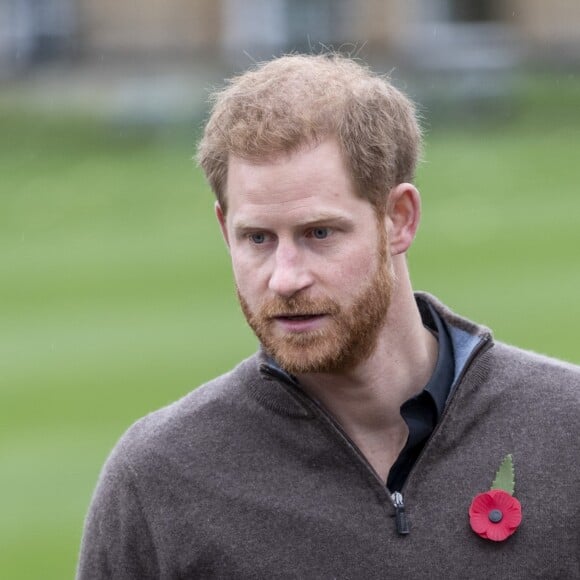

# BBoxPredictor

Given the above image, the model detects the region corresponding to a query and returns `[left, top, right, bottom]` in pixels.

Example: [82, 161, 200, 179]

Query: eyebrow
[232, 214, 355, 233]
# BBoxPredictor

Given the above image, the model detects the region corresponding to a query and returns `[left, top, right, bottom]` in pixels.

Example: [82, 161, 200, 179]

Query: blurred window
[0, 0, 76, 72]
[284, 0, 350, 51]
[448, 0, 499, 22]
[222, 0, 351, 56]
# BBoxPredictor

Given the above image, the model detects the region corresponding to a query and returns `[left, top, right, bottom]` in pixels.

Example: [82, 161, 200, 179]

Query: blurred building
[1, 0, 580, 73]
[2, 0, 579, 124]
[0, 0, 76, 70]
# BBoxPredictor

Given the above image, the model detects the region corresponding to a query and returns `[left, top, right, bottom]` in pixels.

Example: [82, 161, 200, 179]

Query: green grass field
[1, 74, 579, 579]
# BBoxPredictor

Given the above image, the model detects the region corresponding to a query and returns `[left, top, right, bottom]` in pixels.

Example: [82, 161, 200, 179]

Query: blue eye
[249, 232, 266, 244]
[312, 227, 329, 240]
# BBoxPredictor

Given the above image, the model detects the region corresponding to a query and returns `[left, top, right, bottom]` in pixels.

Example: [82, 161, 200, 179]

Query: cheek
[230, 251, 267, 296]
[331, 242, 381, 283]
[230, 259, 249, 289]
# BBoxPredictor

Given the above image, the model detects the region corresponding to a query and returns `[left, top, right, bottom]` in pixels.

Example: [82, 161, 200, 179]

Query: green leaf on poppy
[491, 454, 515, 495]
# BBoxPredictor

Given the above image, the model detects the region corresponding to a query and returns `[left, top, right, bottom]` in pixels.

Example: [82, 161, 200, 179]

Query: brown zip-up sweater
[77, 295, 580, 579]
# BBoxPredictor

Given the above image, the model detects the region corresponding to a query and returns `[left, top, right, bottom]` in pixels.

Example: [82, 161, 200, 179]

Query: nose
[268, 242, 313, 298]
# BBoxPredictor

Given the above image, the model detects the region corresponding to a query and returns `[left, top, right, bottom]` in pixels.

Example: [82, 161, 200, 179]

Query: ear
[385, 183, 421, 255]
[215, 202, 230, 249]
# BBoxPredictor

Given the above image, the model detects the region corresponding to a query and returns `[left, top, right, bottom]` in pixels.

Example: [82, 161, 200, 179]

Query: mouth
[274, 313, 325, 321]
[272, 313, 328, 332]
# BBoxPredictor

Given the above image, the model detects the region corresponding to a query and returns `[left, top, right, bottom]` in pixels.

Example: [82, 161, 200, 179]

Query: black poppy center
[488, 509, 503, 523]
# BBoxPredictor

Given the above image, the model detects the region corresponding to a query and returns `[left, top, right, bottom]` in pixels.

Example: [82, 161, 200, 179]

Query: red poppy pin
[469, 454, 522, 542]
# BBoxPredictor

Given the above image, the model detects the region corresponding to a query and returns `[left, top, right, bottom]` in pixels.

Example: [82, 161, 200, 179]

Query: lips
[273, 313, 327, 323]
[271, 313, 328, 333]
[275, 314, 323, 320]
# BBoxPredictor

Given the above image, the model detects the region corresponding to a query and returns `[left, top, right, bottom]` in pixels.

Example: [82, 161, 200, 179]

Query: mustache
[258, 296, 340, 318]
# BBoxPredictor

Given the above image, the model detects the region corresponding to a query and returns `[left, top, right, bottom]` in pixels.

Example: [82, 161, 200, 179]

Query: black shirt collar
[415, 296, 455, 419]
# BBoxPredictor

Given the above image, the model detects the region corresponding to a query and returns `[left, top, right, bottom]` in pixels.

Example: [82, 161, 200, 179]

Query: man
[77, 55, 580, 579]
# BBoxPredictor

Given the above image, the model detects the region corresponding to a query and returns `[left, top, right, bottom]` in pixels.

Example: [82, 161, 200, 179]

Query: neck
[296, 260, 438, 481]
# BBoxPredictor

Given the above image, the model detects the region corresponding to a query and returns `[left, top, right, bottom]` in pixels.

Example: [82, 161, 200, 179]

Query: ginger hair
[197, 53, 422, 214]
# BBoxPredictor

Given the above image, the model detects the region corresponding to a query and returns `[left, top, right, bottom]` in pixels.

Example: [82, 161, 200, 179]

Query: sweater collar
[415, 292, 492, 387]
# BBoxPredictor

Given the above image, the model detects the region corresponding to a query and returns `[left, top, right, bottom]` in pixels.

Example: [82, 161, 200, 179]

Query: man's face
[218, 139, 393, 375]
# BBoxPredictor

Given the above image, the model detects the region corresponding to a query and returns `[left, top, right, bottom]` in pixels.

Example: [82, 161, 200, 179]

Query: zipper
[391, 492, 410, 535]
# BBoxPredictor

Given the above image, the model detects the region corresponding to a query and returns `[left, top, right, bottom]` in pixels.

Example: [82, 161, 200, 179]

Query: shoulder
[459, 341, 580, 448]
[77, 356, 266, 578]
[110, 354, 263, 470]
[101, 351, 309, 477]
[487, 341, 580, 401]
[419, 292, 580, 405]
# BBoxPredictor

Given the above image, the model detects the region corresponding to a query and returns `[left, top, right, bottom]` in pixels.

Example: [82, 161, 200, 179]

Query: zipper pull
[391, 492, 410, 535]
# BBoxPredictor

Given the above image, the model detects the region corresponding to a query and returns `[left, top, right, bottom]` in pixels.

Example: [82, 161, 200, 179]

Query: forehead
[224, 140, 372, 227]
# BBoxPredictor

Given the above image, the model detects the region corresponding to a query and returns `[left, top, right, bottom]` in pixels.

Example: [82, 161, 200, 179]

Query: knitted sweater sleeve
[76, 444, 160, 580]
